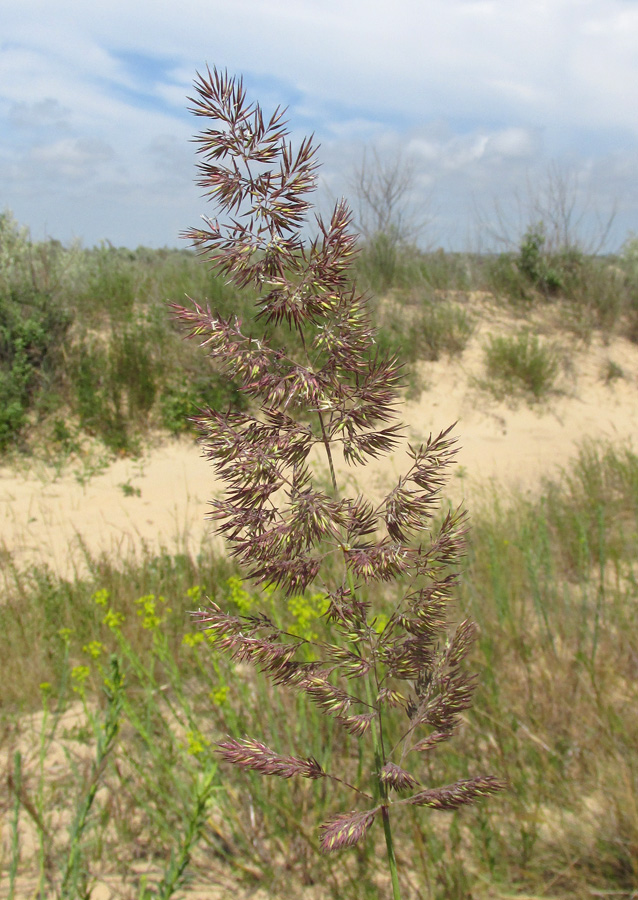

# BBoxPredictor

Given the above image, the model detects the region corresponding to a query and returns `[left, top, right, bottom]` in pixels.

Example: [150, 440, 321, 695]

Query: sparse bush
[570, 258, 629, 334]
[71, 326, 157, 452]
[420, 248, 475, 291]
[620, 233, 638, 339]
[0, 209, 31, 292]
[78, 244, 137, 318]
[517, 223, 565, 295]
[603, 359, 624, 383]
[348, 146, 431, 294]
[416, 301, 474, 360]
[542, 439, 638, 579]
[484, 329, 560, 399]
[160, 374, 247, 435]
[368, 296, 473, 394]
[621, 232, 638, 292]
[483, 252, 530, 304]
[480, 209, 632, 337]
[356, 229, 402, 291]
[0, 288, 72, 448]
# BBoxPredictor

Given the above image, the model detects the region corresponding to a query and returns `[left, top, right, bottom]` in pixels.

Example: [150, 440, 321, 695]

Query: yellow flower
[186, 585, 205, 604]
[182, 632, 204, 647]
[135, 594, 171, 630]
[209, 685, 228, 705]
[185, 729, 210, 756]
[57, 627, 73, 645]
[71, 665, 90, 682]
[227, 576, 254, 613]
[71, 665, 90, 694]
[102, 608, 125, 631]
[82, 640, 104, 659]
[287, 592, 329, 641]
[92, 589, 110, 607]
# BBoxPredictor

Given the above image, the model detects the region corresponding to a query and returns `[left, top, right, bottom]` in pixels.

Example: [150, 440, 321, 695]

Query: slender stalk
[346, 564, 401, 898]
[36, 695, 50, 900]
[154, 768, 218, 900]
[364, 667, 401, 899]
[8, 750, 22, 900]
[60, 656, 123, 899]
[381, 805, 402, 900]
[310, 310, 401, 884]
[317, 407, 338, 493]
[299, 326, 338, 495]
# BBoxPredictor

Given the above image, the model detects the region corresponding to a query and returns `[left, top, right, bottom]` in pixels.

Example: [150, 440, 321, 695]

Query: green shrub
[484, 330, 560, 399]
[110, 327, 157, 418]
[517, 224, 565, 295]
[483, 253, 530, 304]
[71, 326, 158, 452]
[79, 244, 137, 318]
[419, 248, 474, 291]
[415, 301, 474, 360]
[0, 370, 30, 447]
[72, 341, 127, 451]
[160, 374, 247, 435]
[483, 225, 589, 307]
[620, 232, 638, 287]
[0, 289, 72, 448]
[0, 209, 31, 294]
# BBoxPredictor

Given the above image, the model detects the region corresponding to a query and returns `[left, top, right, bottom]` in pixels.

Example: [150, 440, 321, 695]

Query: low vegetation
[1, 208, 638, 460]
[483, 330, 561, 400]
[1, 442, 637, 897]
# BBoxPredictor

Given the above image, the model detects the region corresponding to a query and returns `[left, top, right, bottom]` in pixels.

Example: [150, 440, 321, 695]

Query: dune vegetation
[1, 103, 638, 897]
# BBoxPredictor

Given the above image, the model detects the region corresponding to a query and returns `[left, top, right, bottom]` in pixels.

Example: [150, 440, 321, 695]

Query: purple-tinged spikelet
[319, 807, 381, 853]
[175, 67, 506, 885]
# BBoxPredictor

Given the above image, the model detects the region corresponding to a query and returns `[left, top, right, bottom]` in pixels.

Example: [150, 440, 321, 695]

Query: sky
[1, 0, 637, 252]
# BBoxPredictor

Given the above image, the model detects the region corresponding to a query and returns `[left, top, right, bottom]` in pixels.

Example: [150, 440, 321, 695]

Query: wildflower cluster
[174, 67, 505, 891]
[135, 593, 172, 631]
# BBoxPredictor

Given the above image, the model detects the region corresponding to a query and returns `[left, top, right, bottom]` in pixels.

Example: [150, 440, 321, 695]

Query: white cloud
[30, 137, 115, 180]
[487, 128, 539, 160]
[8, 98, 71, 130]
[1, 0, 637, 248]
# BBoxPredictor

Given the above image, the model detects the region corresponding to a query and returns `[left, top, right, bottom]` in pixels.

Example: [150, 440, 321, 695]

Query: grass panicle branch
[174, 66, 506, 896]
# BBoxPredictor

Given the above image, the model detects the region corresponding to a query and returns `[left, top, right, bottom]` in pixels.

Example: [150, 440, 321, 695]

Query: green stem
[362, 670, 401, 898]
[60, 657, 123, 899]
[352, 570, 401, 900]
[309, 335, 401, 897]
[381, 805, 402, 900]
[8, 751, 22, 900]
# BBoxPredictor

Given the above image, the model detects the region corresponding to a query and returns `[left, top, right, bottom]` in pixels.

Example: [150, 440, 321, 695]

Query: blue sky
[2, 0, 637, 251]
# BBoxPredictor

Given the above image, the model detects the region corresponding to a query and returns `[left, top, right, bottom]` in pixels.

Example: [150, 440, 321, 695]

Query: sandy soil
[2, 297, 637, 577]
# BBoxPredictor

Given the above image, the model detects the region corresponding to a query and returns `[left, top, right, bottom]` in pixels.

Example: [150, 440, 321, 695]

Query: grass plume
[172, 66, 505, 895]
